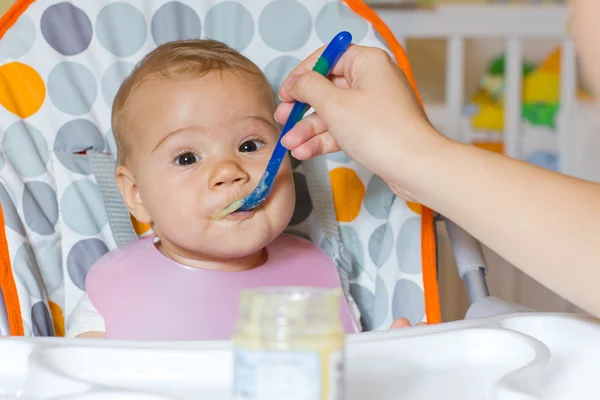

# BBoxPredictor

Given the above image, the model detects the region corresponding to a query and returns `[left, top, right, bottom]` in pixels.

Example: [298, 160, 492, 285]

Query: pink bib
[86, 234, 357, 340]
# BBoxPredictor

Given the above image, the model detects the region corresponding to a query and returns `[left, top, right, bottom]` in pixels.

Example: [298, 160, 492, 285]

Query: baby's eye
[175, 152, 200, 166]
[239, 140, 264, 153]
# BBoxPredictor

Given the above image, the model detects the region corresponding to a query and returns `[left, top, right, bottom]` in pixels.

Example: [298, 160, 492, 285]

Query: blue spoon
[216, 31, 353, 219]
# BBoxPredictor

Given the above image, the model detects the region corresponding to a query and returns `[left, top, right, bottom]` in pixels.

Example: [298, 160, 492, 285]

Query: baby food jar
[232, 287, 346, 400]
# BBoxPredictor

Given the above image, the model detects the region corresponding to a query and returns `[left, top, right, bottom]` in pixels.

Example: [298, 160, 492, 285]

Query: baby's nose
[208, 161, 250, 189]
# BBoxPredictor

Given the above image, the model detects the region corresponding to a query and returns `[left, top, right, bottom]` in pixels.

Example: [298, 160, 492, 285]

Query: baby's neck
[156, 239, 266, 272]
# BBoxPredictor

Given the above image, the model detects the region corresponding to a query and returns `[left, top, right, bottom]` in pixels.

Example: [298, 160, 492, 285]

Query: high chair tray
[0, 312, 598, 400]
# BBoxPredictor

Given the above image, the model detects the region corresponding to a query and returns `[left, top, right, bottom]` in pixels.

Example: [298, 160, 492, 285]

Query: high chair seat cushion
[0, 0, 439, 337]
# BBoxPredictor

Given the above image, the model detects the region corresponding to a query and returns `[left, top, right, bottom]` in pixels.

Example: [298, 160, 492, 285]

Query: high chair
[0, 0, 522, 337]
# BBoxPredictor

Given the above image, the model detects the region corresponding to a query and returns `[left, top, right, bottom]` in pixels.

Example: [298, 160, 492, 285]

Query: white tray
[1, 312, 599, 400]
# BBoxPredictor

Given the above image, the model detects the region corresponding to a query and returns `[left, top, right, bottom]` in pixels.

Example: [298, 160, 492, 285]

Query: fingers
[278, 44, 368, 103]
[283, 71, 340, 113]
[390, 318, 412, 329]
[278, 112, 339, 159]
[390, 318, 428, 329]
[289, 133, 340, 160]
[277, 112, 326, 147]
[277, 45, 327, 103]
[278, 45, 391, 103]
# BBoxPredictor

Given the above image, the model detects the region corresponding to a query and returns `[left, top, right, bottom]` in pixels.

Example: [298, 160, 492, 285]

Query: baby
[66, 40, 415, 340]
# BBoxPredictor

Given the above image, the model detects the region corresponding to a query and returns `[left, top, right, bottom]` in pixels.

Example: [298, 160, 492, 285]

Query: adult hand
[275, 44, 449, 199]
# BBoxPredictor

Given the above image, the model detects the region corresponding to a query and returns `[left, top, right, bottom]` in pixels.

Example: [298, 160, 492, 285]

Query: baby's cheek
[278, 175, 296, 221]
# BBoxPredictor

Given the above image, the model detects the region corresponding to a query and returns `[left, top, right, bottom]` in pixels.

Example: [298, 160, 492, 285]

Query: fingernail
[274, 112, 280, 124]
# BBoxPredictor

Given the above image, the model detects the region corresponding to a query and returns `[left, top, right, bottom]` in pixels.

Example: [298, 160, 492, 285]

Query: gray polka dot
[392, 279, 425, 325]
[372, 277, 389, 329]
[105, 129, 117, 159]
[0, 183, 25, 236]
[259, 0, 311, 52]
[60, 180, 108, 236]
[316, 2, 368, 44]
[290, 172, 313, 225]
[264, 56, 300, 95]
[48, 62, 97, 116]
[349, 283, 374, 331]
[396, 217, 422, 274]
[33, 240, 63, 295]
[23, 181, 58, 236]
[67, 239, 108, 290]
[340, 225, 364, 280]
[13, 243, 44, 299]
[41, 3, 92, 56]
[204, 2, 254, 52]
[151, 2, 202, 46]
[364, 175, 394, 219]
[327, 151, 351, 164]
[96, 3, 146, 57]
[101, 62, 134, 108]
[31, 301, 54, 337]
[369, 223, 393, 267]
[2, 121, 48, 178]
[285, 230, 312, 242]
[54, 119, 105, 175]
[0, 15, 35, 59]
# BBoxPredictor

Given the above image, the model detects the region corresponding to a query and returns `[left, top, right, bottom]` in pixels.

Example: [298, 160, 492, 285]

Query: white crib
[377, 4, 581, 175]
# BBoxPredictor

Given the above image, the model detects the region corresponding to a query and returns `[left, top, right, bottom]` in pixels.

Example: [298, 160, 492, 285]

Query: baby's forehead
[134, 70, 275, 110]
[125, 72, 277, 134]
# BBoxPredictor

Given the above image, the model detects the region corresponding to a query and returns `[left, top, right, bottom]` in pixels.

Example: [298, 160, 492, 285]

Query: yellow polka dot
[130, 214, 151, 236]
[329, 167, 365, 222]
[0, 62, 45, 118]
[48, 301, 64, 337]
[406, 202, 422, 215]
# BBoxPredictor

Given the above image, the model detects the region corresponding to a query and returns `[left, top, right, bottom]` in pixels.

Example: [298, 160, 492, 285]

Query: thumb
[287, 71, 341, 115]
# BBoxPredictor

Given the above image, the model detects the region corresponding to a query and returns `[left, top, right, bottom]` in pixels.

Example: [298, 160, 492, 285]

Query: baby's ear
[115, 165, 152, 224]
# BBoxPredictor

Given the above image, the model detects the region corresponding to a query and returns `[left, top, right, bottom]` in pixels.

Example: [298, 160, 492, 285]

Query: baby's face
[124, 71, 295, 261]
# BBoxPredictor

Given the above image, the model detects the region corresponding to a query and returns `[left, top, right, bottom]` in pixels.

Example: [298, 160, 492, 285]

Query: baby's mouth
[220, 207, 258, 221]
[212, 196, 259, 221]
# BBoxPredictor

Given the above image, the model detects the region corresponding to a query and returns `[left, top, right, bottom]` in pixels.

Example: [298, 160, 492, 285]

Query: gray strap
[302, 155, 340, 240]
[87, 150, 138, 246]
[302, 155, 362, 330]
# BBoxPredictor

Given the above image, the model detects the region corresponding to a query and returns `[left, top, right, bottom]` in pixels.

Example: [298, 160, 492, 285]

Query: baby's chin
[160, 224, 280, 259]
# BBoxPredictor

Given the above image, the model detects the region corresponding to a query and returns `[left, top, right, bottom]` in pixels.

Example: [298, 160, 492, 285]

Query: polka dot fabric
[0, 0, 431, 336]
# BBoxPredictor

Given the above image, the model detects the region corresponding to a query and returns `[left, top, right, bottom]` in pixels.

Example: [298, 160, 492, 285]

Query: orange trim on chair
[0, 0, 35, 39]
[344, 0, 441, 324]
[0, 206, 24, 336]
[0, 0, 34, 336]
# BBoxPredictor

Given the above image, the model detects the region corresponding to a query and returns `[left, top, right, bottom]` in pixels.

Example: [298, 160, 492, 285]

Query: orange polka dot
[329, 167, 365, 222]
[406, 202, 422, 215]
[0, 62, 45, 118]
[130, 215, 151, 236]
[48, 301, 64, 337]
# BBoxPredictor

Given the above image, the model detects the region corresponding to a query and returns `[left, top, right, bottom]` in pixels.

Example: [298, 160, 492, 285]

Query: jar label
[233, 349, 344, 400]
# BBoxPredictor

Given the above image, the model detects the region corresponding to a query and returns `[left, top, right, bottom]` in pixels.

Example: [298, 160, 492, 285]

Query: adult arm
[276, 44, 600, 317]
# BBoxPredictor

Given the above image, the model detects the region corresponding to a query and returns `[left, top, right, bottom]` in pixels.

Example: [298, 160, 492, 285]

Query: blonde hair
[112, 39, 272, 166]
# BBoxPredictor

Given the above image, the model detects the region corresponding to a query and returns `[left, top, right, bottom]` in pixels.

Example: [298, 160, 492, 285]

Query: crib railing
[377, 4, 575, 174]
